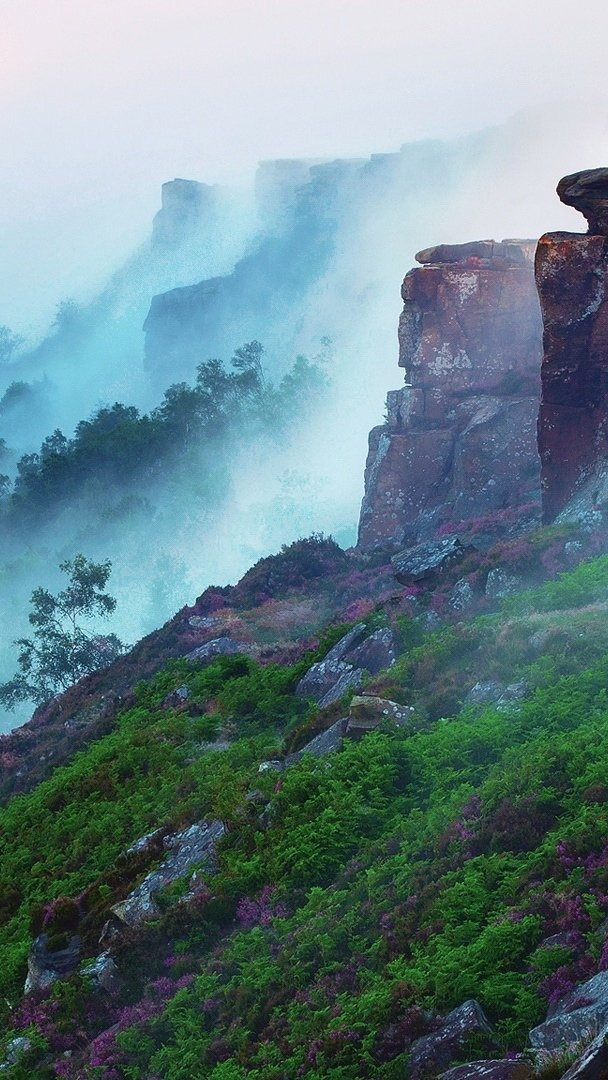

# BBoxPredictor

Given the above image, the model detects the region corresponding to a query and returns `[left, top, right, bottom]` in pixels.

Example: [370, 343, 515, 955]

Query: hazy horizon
[3, 0, 608, 334]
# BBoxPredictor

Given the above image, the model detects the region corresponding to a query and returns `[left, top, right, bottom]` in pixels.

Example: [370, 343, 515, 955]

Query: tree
[0, 325, 24, 364]
[0, 555, 126, 710]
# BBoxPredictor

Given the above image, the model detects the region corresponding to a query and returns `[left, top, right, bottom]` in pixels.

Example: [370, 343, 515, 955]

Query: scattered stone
[345, 695, 416, 735]
[184, 638, 252, 663]
[101, 820, 225, 939]
[439, 1060, 533, 1080]
[530, 971, 608, 1052]
[162, 685, 191, 709]
[258, 760, 285, 773]
[450, 578, 475, 612]
[496, 680, 528, 710]
[284, 717, 347, 765]
[25, 933, 82, 993]
[409, 999, 497, 1077]
[187, 615, 219, 630]
[464, 681, 505, 707]
[485, 568, 523, 599]
[81, 951, 120, 994]
[392, 537, 472, 584]
[0, 1037, 33, 1071]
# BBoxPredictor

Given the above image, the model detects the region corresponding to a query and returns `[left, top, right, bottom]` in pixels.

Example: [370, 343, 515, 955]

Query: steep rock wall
[537, 169, 608, 521]
[357, 241, 542, 553]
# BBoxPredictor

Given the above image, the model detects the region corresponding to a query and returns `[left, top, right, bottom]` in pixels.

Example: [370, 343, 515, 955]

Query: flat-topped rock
[557, 168, 608, 234]
[415, 239, 533, 268]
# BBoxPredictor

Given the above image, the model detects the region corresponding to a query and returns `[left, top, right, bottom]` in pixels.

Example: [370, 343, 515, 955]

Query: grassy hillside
[2, 532, 608, 1076]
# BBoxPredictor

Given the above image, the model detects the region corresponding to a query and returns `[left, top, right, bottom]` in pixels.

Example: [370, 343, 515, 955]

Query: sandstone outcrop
[358, 240, 542, 553]
[537, 169, 608, 521]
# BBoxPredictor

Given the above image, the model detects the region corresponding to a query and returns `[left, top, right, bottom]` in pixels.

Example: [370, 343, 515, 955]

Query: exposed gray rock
[102, 820, 225, 937]
[284, 717, 347, 765]
[25, 933, 82, 993]
[0, 1037, 33, 1071]
[81, 951, 120, 994]
[409, 1000, 496, 1078]
[187, 615, 219, 630]
[162, 684, 191, 708]
[496, 680, 528, 710]
[560, 1025, 608, 1078]
[346, 695, 416, 736]
[439, 1060, 533, 1080]
[258, 760, 285, 773]
[295, 624, 368, 701]
[450, 579, 475, 612]
[346, 627, 396, 674]
[464, 681, 505, 706]
[392, 537, 471, 584]
[530, 972, 608, 1052]
[485, 568, 523, 599]
[295, 624, 396, 708]
[126, 827, 166, 856]
[316, 667, 364, 708]
[184, 638, 252, 663]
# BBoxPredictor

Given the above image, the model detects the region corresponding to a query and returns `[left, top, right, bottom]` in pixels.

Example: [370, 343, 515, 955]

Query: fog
[1, 0, 608, 731]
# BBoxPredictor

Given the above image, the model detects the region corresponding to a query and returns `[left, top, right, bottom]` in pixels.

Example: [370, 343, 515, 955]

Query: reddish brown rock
[557, 168, 608, 235]
[358, 240, 542, 552]
[536, 230, 608, 520]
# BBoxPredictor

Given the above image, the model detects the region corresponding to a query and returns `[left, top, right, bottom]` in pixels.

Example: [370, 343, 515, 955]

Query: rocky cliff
[357, 240, 542, 553]
[537, 169, 608, 522]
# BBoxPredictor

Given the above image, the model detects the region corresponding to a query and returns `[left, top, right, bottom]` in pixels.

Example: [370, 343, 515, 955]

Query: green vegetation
[2, 551, 608, 1075]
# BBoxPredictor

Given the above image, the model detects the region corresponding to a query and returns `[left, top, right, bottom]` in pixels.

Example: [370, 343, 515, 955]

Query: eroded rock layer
[537, 169, 608, 521]
[357, 240, 542, 552]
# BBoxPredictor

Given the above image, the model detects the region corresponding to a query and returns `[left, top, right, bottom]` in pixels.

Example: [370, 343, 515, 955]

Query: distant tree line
[0, 341, 329, 527]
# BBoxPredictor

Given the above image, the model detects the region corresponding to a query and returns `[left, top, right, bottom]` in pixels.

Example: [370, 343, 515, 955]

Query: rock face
[537, 170, 608, 521]
[409, 999, 497, 1078]
[151, 179, 220, 250]
[357, 240, 542, 553]
[25, 933, 82, 993]
[295, 623, 396, 708]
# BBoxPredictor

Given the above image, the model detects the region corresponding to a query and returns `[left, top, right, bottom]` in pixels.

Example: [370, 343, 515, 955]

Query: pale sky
[2, 0, 608, 331]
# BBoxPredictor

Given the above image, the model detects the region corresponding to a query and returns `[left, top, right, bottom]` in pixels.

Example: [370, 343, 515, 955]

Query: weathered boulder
[358, 239, 542, 553]
[485, 567, 523, 599]
[295, 624, 395, 707]
[439, 1061, 533, 1080]
[409, 999, 497, 1077]
[530, 971, 608, 1052]
[391, 536, 471, 583]
[345, 695, 416, 735]
[184, 637, 253, 663]
[0, 1037, 33, 1072]
[25, 933, 82, 993]
[557, 168, 608, 236]
[346, 627, 396, 674]
[284, 717, 347, 765]
[81, 951, 121, 994]
[101, 820, 225, 940]
[560, 1025, 608, 1079]
[464, 681, 505, 706]
[536, 222, 608, 521]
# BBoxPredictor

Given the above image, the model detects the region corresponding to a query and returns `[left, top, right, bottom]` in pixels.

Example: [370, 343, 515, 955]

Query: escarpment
[537, 168, 608, 521]
[357, 240, 543, 553]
